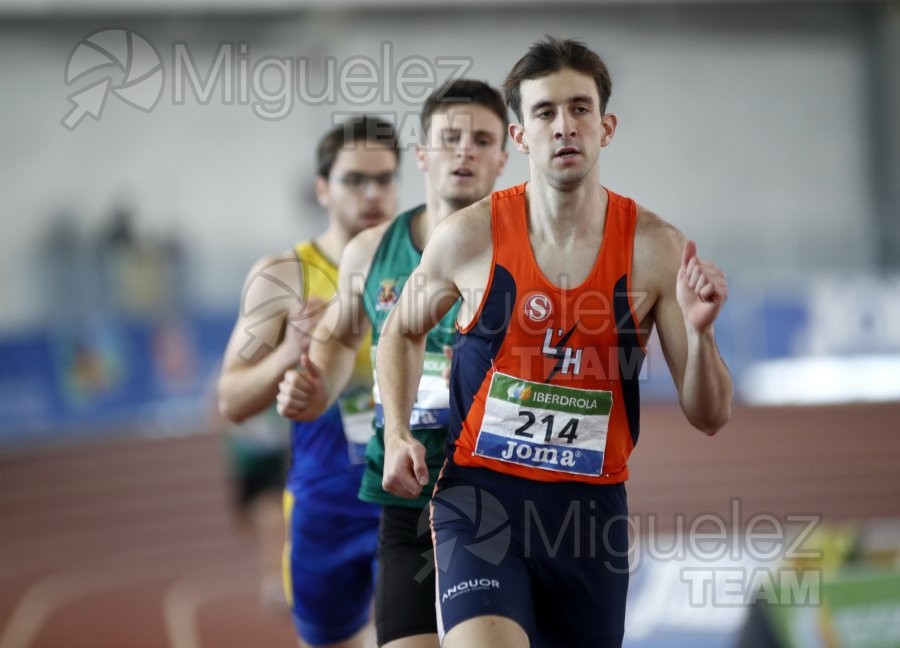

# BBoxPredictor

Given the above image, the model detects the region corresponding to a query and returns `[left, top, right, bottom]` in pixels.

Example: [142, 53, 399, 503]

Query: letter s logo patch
[523, 293, 553, 323]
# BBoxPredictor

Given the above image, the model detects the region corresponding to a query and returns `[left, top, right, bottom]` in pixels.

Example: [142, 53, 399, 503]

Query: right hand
[382, 433, 429, 499]
[276, 353, 328, 421]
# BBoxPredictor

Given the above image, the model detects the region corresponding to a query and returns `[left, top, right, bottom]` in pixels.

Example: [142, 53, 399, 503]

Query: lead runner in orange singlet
[377, 37, 733, 647]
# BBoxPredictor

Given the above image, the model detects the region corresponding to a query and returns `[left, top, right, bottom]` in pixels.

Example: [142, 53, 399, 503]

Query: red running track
[1, 402, 898, 647]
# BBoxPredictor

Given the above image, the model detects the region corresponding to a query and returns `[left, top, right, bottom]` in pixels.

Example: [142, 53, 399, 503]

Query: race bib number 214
[473, 372, 612, 476]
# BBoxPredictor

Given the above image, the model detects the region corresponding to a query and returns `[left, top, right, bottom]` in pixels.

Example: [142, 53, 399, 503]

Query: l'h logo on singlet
[542, 325, 582, 380]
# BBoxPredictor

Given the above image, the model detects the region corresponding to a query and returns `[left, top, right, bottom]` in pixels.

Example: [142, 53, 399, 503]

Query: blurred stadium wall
[0, 1, 898, 439]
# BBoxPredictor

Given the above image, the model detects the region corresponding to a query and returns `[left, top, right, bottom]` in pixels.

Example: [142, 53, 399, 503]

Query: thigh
[375, 505, 438, 644]
[530, 483, 630, 647]
[443, 615, 529, 648]
[285, 497, 379, 645]
[430, 470, 534, 642]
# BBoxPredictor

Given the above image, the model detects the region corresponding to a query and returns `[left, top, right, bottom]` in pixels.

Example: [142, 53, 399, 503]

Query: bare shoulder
[341, 220, 392, 276]
[429, 196, 492, 259]
[635, 205, 684, 248]
[635, 204, 686, 272]
[246, 247, 296, 274]
[244, 248, 303, 292]
[230, 248, 305, 334]
[630, 205, 686, 305]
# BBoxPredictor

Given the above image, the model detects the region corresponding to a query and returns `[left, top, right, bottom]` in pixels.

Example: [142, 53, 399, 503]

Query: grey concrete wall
[0, 3, 886, 329]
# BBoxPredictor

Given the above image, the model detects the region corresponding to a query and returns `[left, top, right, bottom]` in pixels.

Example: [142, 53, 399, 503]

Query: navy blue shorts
[283, 491, 379, 645]
[431, 460, 630, 647]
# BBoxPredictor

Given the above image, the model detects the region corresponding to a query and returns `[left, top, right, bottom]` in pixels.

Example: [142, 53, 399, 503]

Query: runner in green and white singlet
[359, 206, 459, 510]
[277, 80, 509, 648]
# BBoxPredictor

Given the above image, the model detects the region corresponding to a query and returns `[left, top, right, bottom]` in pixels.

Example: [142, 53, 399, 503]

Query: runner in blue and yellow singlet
[219, 116, 401, 647]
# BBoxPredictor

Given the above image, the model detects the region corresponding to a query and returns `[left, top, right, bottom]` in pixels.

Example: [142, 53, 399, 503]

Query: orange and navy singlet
[448, 183, 646, 485]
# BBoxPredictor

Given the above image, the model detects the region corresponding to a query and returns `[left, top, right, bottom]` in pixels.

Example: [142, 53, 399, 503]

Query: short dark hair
[420, 79, 508, 148]
[503, 37, 612, 122]
[316, 116, 402, 178]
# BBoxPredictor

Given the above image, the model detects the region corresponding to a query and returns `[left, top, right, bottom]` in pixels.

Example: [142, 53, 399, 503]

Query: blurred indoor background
[0, 1, 898, 647]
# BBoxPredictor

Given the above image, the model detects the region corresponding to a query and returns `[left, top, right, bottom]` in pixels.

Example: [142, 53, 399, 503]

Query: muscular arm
[217, 253, 310, 423]
[377, 223, 462, 442]
[277, 228, 382, 420]
[636, 212, 733, 435]
[378, 203, 490, 497]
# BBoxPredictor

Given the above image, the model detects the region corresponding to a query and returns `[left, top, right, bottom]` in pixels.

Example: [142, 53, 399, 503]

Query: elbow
[697, 419, 727, 437]
[682, 378, 733, 436]
[217, 395, 246, 425]
[682, 394, 732, 436]
[691, 405, 731, 437]
[216, 378, 247, 425]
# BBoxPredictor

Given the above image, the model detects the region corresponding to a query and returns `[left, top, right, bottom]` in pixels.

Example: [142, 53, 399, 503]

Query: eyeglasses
[332, 172, 397, 191]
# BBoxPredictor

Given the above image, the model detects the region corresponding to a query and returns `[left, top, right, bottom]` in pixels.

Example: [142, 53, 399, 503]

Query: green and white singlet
[359, 206, 459, 509]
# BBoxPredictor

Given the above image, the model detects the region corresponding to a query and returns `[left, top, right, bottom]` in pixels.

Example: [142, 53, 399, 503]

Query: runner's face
[514, 68, 615, 188]
[418, 104, 508, 210]
[318, 145, 398, 237]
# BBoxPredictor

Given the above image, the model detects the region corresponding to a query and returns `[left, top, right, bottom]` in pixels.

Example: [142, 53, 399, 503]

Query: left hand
[676, 240, 727, 333]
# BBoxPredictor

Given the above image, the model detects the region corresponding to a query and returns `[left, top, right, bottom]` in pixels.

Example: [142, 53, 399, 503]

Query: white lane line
[0, 541, 250, 648]
[0, 566, 168, 648]
[163, 564, 257, 648]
